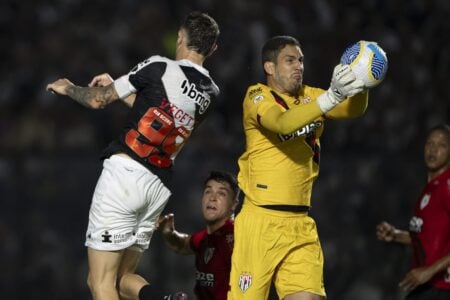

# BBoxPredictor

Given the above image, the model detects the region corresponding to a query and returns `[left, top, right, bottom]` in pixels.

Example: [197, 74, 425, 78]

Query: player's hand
[399, 267, 433, 293]
[158, 213, 176, 235]
[330, 64, 365, 100]
[46, 78, 74, 95]
[317, 64, 365, 112]
[376, 221, 396, 242]
[89, 73, 114, 87]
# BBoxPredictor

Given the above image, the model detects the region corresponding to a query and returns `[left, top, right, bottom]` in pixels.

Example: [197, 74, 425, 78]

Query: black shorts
[406, 284, 450, 300]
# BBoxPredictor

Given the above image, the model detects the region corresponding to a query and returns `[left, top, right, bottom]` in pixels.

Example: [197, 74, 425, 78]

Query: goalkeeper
[228, 36, 369, 300]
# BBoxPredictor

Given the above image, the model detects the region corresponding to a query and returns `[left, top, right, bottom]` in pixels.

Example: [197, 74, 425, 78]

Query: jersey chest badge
[420, 194, 430, 210]
[204, 247, 215, 264]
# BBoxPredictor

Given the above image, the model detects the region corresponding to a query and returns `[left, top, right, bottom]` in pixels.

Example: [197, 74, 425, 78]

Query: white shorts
[85, 154, 171, 252]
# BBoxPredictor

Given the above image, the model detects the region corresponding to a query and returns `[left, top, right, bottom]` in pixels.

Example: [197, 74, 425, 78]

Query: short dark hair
[204, 170, 239, 201]
[262, 35, 301, 65]
[181, 11, 220, 56]
[427, 124, 450, 140]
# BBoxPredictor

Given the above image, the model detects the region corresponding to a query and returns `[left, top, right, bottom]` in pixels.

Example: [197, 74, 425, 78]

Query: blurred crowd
[0, 0, 449, 299]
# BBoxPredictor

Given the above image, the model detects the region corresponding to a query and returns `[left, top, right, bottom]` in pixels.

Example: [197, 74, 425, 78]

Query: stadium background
[1, 0, 449, 299]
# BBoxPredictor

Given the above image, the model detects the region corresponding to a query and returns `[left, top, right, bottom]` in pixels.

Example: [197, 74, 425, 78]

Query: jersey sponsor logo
[238, 273, 252, 293]
[409, 216, 423, 233]
[195, 271, 215, 287]
[278, 121, 322, 142]
[102, 231, 112, 243]
[248, 87, 264, 103]
[204, 247, 215, 264]
[248, 87, 262, 97]
[419, 194, 430, 210]
[181, 79, 210, 114]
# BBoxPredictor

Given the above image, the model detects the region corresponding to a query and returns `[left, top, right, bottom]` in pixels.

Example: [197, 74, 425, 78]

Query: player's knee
[87, 273, 94, 291]
[87, 272, 117, 296]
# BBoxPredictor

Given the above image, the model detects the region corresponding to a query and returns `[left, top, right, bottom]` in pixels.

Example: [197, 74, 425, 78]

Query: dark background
[1, 0, 449, 299]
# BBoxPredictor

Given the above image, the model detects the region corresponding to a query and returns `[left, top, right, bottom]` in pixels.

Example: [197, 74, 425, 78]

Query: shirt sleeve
[114, 74, 137, 99]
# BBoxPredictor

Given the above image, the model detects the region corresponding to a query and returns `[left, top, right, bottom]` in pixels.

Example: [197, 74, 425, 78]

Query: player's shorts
[85, 154, 171, 252]
[228, 200, 326, 299]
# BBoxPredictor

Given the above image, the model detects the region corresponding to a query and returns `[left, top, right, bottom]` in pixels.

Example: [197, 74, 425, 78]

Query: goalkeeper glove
[317, 64, 365, 113]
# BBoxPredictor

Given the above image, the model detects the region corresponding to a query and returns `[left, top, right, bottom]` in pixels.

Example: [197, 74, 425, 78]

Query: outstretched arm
[325, 90, 368, 119]
[158, 214, 193, 255]
[399, 253, 450, 293]
[376, 221, 411, 245]
[46, 78, 120, 109]
[259, 64, 365, 135]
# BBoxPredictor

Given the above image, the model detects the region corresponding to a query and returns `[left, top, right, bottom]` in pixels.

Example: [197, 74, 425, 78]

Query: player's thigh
[118, 248, 143, 275]
[87, 248, 124, 286]
[133, 174, 171, 252]
[117, 249, 148, 299]
[228, 210, 278, 299]
[274, 220, 325, 299]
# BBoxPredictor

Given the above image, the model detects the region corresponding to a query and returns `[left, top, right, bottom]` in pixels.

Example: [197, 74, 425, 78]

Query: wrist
[317, 89, 339, 113]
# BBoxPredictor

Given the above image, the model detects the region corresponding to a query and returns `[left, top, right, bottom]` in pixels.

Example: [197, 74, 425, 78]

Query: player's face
[273, 45, 304, 95]
[424, 129, 450, 172]
[201, 180, 236, 224]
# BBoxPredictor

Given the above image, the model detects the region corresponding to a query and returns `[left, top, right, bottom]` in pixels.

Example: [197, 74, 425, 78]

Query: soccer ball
[340, 40, 388, 88]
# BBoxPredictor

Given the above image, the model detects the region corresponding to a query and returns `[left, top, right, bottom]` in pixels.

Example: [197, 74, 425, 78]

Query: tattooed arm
[46, 78, 120, 109]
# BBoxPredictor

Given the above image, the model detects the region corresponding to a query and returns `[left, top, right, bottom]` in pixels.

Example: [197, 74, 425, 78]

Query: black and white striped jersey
[102, 55, 219, 188]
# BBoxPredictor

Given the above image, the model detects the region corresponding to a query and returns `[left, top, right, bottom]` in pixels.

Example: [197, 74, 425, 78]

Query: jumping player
[46, 12, 220, 300]
[157, 170, 239, 300]
[376, 124, 450, 300]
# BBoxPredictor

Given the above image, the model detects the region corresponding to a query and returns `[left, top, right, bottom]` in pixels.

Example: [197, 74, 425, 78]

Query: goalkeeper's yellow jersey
[238, 82, 368, 207]
[238, 83, 325, 207]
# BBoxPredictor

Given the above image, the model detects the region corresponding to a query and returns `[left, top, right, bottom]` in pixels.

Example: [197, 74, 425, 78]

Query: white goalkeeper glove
[317, 64, 365, 113]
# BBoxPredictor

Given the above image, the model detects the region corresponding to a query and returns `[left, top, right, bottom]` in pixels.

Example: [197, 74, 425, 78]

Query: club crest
[420, 194, 430, 209]
[204, 247, 215, 264]
[239, 273, 252, 292]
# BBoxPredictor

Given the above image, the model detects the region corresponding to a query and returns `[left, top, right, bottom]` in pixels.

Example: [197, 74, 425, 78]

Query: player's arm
[376, 221, 411, 245]
[399, 253, 450, 292]
[259, 64, 365, 134]
[259, 101, 323, 135]
[158, 214, 193, 255]
[89, 73, 136, 107]
[46, 78, 120, 109]
[325, 90, 368, 119]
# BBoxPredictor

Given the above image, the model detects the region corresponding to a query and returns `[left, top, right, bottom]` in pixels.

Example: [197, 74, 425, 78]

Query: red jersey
[409, 168, 450, 289]
[190, 220, 234, 300]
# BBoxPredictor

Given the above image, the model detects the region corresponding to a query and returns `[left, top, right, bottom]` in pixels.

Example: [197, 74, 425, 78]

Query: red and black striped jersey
[190, 220, 234, 300]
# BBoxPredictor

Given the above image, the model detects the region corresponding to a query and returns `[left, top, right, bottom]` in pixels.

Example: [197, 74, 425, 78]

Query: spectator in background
[46, 11, 220, 300]
[376, 124, 450, 300]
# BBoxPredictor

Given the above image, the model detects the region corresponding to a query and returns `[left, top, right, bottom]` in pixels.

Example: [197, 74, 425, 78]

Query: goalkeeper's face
[273, 45, 304, 95]
[201, 179, 237, 225]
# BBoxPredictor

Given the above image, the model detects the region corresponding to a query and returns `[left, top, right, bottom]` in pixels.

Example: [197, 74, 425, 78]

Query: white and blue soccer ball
[340, 40, 388, 88]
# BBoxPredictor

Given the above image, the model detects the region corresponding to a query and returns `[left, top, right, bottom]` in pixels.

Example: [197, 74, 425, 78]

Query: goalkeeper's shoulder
[302, 84, 326, 99]
[244, 83, 273, 103]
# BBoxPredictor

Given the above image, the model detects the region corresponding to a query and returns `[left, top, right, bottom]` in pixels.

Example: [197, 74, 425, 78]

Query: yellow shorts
[228, 201, 326, 299]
